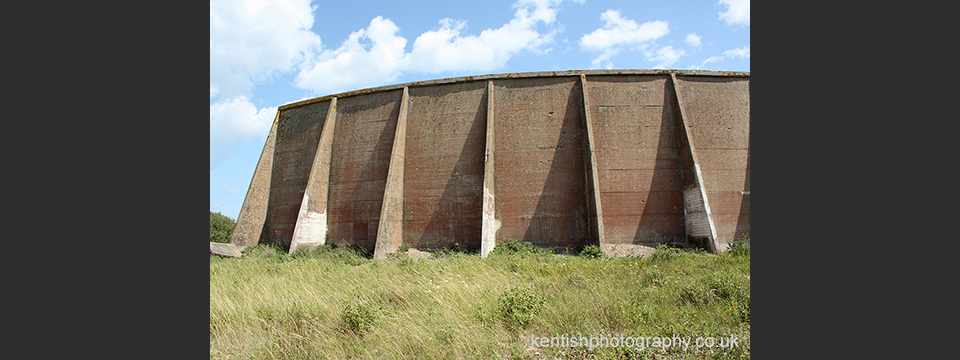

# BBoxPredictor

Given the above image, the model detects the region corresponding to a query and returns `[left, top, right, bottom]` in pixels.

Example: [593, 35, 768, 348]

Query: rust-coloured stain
[233, 69, 750, 256]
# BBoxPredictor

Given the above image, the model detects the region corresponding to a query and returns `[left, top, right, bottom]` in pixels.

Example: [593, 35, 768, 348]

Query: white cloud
[718, 0, 750, 26]
[404, 0, 560, 74]
[589, 48, 621, 69]
[685, 33, 702, 48]
[690, 45, 749, 69]
[210, 0, 321, 167]
[580, 10, 669, 51]
[209, 0, 322, 100]
[295, 0, 562, 95]
[723, 46, 750, 58]
[644, 46, 686, 69]
[210, 96, 277, 169]
[579, 10, 669, 68]
[294, 16, 408, 95]
[211, 0, 566, 165]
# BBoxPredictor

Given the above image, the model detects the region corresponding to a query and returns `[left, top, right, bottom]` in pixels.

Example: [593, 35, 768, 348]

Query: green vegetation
[211, 241, 750, 359]
[579, 245, 604, 259]
[209, 211, 236, 243]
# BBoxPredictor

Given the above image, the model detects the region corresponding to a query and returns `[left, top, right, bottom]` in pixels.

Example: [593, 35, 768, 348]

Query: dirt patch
[401, 248, 433, 260]
[601, 243, 658, 258]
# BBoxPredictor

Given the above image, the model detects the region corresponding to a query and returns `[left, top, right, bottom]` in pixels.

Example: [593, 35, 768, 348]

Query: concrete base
[210, 242, 244, 258]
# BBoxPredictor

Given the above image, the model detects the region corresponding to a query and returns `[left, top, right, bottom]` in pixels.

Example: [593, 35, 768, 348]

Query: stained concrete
[230, 70, 750, 257]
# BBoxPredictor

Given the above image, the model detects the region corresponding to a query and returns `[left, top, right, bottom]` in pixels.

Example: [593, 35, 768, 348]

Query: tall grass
[210, 242, 750, 359]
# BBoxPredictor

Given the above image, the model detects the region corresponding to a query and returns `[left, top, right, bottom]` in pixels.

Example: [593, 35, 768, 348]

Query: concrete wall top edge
[278, 69, 750, 111]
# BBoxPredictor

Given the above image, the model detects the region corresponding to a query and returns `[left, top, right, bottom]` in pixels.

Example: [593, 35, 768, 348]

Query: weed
[490, 238, 552, 257]
[727, 239, 750, 256]
[432, 242, 480, 258]
[647, 243, 683, 262]
[341, 302, 380, 335]
[212, 237, 750, 359]
[311, 243, 370, 266]
[579, 245, 603, 259]
[498, 286, 544, 330]
[241, 243, 287, 261]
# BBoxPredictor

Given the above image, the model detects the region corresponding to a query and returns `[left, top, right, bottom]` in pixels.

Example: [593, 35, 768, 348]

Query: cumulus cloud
[723, 46, 750, 58]
[210, 0, 322, 100]
[691, 45, 749, 69]
[210, 96, 277, 169]
[295, 0, 562, 96]
[580, 10, 669, 51]
[589, 48, 621, 69]
[579, 10, 670, 68]
[644, 46, 686, 69]
[210, 0, 320, 168]
[294, 16, 408, 95]
[404, 1, 559, 75]
[211, 0, 566, 166]
[718, 0, 750, 26]
[685, 33, 702, 48]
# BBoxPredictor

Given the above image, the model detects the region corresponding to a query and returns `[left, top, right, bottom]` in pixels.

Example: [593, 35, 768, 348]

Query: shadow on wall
[635, 84, 684, 246]
[417, 85, 486, 250]
[523, 83, 588, 249]
[734, 146, 750, 242]
[332, 91, 401, 253]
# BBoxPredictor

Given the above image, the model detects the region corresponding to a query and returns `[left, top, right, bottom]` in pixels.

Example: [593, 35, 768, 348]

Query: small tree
[210, 211, 236, 243]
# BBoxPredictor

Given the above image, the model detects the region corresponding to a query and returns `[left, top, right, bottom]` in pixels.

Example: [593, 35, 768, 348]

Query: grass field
[210, 240, 750, 359]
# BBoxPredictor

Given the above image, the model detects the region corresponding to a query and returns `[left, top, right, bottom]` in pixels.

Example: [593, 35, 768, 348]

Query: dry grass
[210, 242, 750, 359]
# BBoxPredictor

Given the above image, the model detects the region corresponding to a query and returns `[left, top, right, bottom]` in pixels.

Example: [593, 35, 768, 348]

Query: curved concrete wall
[229, 70, 750, 258]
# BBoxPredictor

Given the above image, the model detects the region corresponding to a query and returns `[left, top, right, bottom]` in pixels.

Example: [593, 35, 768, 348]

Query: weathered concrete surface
[210, 242, 243, 258]
[230, 117, 278, 247]
[673, 75, 749, 251]
[586, 74, 685, 246]
[233, 70, 749, 255]
[578, 74, 606, 249]
[289, 98, 338, 254]
[401, 82, 486, 252]
[493, 76, 588, 250]
[326, 89, 402, 253]
[261, 100, 330, 250]
[481, 81, 499, 257]
[671, 73, 719, 252]
[374, 87, 411, 259]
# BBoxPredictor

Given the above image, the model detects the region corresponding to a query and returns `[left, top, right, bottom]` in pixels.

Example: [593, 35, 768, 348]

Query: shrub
[241, 243, 287, 261]
[497, 286, 544, 330]
[579, 245, 603, 259]
[341, 302, 379, 335]
[490, 238, 552, 257]
[647, 243, 682, 262]
[727, 239, 750, 256]
[306, 243, 370, 265]
[210, 211, 236, 243]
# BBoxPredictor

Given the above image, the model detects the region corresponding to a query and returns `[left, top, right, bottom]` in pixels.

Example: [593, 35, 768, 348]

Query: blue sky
[210, 0, 749, 220]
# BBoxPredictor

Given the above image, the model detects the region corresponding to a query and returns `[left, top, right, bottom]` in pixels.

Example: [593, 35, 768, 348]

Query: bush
[727, 239, 750, 256]
[431, 242, 479, 258]
[489, 238, 552, 257]
[497, 286, 544, 330]
[579, 245, 603, 259]
[210, 211, 236, 243]
[312, 243, 371, 265]
[342, 302, 379, 335]
[647, 243, 683, 262]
